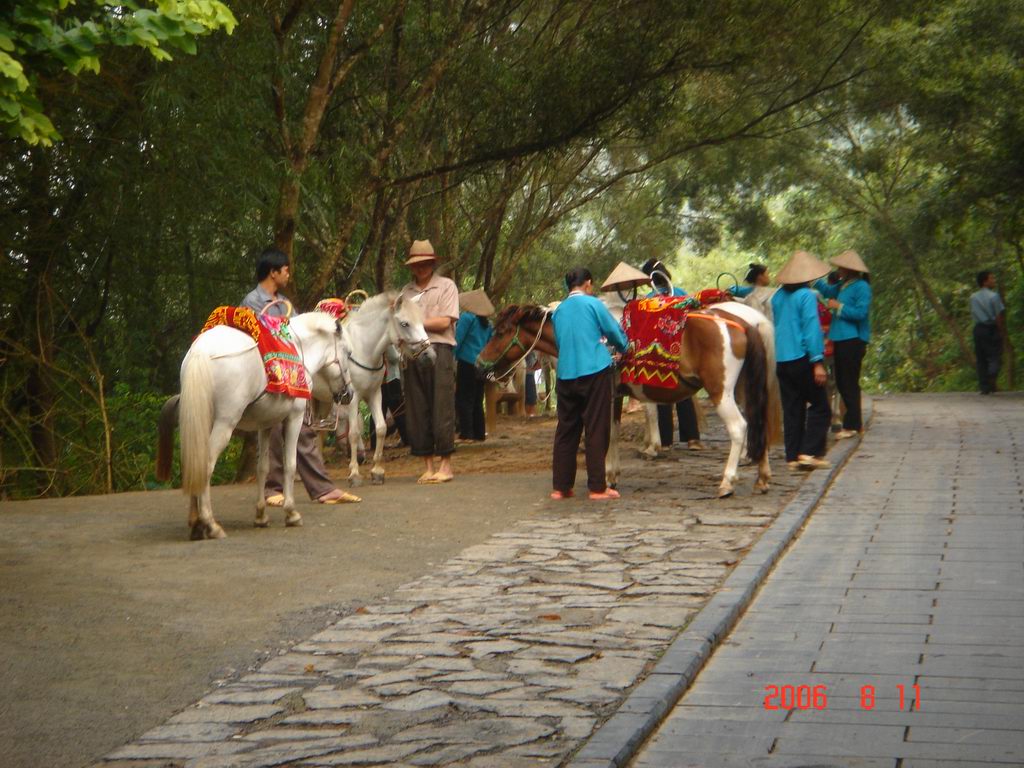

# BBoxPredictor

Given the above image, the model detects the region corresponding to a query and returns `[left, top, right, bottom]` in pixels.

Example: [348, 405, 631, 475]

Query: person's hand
[826, 299, 840, 311]
[813, 362, 827, 386]
[611, 351, 623, 364]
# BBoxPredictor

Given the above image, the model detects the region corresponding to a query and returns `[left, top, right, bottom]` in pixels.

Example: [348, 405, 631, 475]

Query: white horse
[339, 291, 433, 486]
[158, 311, 352, 540]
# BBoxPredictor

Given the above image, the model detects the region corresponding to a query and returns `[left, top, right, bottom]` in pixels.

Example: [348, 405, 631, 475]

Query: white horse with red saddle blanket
[156, 311, 352, 540]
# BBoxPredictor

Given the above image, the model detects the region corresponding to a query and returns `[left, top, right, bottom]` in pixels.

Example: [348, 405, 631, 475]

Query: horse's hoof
[207, 524, 227, 539]
[755, 481, 770, 494]
[349, 475, 363, 488]
[285, 513, 303, 527]
[717, 487, 734, 499]
[189, 525, 204, 541]
[254, 517, 270, 528]
[371, 473, 385, 486]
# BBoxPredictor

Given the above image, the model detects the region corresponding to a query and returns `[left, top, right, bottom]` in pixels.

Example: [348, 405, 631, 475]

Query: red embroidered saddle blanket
[200, 307, 311, 399]
[619, 289, 735, 389]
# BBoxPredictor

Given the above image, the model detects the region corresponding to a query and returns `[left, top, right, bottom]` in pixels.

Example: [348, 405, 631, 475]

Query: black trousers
[973, 323, 1002, 394]
[776, 356, 831, 462]
[370, 378, 407, 450]
[404, 344, 456, 457]
[657, 399, 700, 446]
[455, 359, 486, 440]
[552, 367, 614, 493]
[832, 338, 866, 431]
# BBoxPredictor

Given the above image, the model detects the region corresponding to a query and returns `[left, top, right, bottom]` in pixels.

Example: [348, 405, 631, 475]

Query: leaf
[538, 613, 561, 621]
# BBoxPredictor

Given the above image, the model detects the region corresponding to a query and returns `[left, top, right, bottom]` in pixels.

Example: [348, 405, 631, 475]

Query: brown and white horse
[476, 301, 781, 497]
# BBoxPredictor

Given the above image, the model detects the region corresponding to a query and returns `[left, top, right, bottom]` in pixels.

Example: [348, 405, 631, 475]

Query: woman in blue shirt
[551, 267, 628, 500]
[454, 289, 495, 442]
[640, 258, 703, 451]
[771, 251, 832, 470]
[813, 250, 871, 437]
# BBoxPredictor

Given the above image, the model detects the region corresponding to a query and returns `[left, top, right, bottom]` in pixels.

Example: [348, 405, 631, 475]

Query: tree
[1, 0, 236, 145]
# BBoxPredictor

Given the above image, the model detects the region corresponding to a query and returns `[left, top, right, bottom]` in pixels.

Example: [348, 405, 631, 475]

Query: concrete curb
[567, 398, 874, 768]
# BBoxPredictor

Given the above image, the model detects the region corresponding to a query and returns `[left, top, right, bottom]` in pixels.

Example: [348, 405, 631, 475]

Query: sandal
[317, 491, 362, 504]
[265, 494, 285, 507]
[417, 471, 435, 484]
[425, 473, 453, 484]
[549, 489, 574, 500]
[588, 488, 621, 500]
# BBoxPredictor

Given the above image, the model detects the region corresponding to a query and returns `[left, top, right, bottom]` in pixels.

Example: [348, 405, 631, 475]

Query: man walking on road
[970, 270, 1006, 395]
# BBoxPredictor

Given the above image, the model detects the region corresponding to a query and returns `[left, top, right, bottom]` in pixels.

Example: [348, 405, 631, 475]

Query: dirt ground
[0, 406, 795, 768]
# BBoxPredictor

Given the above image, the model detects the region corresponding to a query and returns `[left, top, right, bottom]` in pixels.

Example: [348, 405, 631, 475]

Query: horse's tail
[155, 394, 180, 483]
[179, 352, 214, 496]
[760, 322, 783, 447]
[742, 325, 773, 463]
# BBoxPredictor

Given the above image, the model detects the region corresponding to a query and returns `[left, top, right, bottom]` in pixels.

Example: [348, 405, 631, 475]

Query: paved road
[87, 421, 804, 767]
[632, 393, 1024, 767]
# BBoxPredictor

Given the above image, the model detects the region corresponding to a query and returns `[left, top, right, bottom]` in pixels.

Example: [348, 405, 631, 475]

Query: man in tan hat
[454, 289, 495, 443]
[771, 251, 833, 470]
[814, 250, 872, 436]
[400, 240, 460, 483]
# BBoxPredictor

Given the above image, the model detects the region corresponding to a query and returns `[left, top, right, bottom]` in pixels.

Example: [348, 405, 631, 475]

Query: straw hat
[600, 261, 653, 292]
[775, 250, 830, 285]
[405, 239, 437, 266]
[830, 249, 869, 274]
[459, 288, 495, 317]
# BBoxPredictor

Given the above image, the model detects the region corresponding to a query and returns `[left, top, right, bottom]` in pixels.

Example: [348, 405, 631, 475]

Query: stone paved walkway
[96, 431, 803, 768]
[632, 393, 1024, 767]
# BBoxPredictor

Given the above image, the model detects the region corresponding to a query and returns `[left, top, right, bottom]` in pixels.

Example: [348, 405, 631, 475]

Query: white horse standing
[340, 291, 433, 486]
[158, 312, 351, 540]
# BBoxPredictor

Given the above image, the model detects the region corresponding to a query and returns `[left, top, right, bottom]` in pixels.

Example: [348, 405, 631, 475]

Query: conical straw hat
[830, 249, 869, 274]
[600, 261, 653, 292]
[459, 288, 495, 317]
[775, 250, 830, 285]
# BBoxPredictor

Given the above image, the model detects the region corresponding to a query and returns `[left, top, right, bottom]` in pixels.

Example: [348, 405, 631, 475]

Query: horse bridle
[478, 309, 552, 383]
[295, 320, 352, 405]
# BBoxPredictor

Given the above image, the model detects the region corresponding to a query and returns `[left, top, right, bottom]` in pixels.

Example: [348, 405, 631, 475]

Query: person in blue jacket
[814, 250, 872, 437]
[771, 251, 833, 470]
[640, 258, 703, 451]
[551, 267, 628, 500]
[454, 289, 495, 442]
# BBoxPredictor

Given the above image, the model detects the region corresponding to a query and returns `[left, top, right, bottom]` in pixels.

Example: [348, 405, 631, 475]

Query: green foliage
[0, 0, 236, 145]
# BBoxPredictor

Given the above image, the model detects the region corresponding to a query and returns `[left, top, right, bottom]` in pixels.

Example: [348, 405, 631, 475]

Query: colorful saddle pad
[619, 291, 734, 389]
[200, 306, 311, 399]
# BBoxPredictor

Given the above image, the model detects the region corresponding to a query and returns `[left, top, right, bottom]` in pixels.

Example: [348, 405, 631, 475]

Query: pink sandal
[588, 488, 620, 500]
[549, 489, 575, 500]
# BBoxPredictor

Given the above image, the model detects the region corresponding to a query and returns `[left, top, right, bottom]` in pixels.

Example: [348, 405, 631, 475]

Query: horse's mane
[494, 304, 548, 335]
[294, 310, 339, 333]
[345, 291, 398, 327]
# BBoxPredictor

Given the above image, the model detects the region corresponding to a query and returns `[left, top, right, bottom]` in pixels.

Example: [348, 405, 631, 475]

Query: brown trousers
[264, 423, 335, 500]
[404, 343, 456, 457]
[552, 367, 614, 493]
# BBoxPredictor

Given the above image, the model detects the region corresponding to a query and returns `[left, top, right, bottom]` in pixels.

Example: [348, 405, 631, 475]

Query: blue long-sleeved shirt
[553, 292, 628, 380]
[772, 286, 825, 363]
[729, 285, 754, 298]
[814, 278, 872, 343]
[454, 311, 493, 364]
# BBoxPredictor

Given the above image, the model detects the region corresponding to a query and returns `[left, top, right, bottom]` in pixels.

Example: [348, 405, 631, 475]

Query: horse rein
[480, 308, 552, 383]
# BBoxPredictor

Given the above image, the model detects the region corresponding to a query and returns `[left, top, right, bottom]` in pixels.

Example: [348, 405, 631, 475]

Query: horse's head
[388, 292, 435, 365]
[294, 312, 354, 406]
[476, 304, 556, 381]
